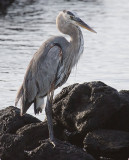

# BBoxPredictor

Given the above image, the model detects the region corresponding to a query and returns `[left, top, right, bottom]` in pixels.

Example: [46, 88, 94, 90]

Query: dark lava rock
[105, 90, 129, 132]
[1, 81, 129, 160]
[53, 81, 120, 143]
[29, 139, 95, 160]
[16, 121, 65, 151]
[0, 133, 25, 160]
[0, 106, 41, 134]
[16, 121, 49, 151]
[0, 106, 94, 160]
[84, 129, 129, 160]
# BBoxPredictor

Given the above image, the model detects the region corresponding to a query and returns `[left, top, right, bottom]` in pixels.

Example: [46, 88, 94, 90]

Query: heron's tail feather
[15, 84, 32, 116]
[15, 85, 23, 107]
[20, 96, 32, 116]
[34, 97, 45, 115]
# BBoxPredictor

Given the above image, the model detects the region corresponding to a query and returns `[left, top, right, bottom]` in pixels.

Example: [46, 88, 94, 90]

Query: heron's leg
[45, 90, 55, 146]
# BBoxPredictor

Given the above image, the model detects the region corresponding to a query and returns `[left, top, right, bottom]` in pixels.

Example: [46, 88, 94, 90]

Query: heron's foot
[49, 138, 57, 148]
[49, 137, 63, 148]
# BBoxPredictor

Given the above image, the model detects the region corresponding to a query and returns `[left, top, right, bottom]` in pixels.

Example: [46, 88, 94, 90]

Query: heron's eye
[70, 16, 74, 20]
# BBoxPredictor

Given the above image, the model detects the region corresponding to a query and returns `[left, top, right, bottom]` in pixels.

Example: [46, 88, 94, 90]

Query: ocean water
[0, 0, 129, 120]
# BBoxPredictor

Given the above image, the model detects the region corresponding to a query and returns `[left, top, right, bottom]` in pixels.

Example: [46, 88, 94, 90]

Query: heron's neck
[70, 26, 84, 49]
[69, 26, 84, 67]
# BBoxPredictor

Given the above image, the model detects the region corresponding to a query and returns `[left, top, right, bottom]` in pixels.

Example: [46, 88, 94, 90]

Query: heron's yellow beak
[75, 18, 97, 33]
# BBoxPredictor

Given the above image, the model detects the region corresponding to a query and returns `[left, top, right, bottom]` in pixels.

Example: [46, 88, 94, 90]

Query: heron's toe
[49, 138, 57, 147]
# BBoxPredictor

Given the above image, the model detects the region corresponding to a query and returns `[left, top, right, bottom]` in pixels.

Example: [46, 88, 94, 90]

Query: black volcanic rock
[53, 82, 120, 140]
[16, 121, 65, 151]
[0, 106, 41, 134]
[84, 129, 129, 160]
[105, 90, 129, 132]
[0, 106, 94, 160]
[0, 133, 25, 160]
[1, 81, 129, 160]
[29, 139, 95, 160]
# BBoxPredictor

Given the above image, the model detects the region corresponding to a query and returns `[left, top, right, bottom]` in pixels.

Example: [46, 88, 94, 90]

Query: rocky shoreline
[0, 81, 129, 160]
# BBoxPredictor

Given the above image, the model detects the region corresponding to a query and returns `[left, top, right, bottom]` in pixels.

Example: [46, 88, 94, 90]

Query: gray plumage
[15, 10, 96, 145]
[15, 36, 69, 115]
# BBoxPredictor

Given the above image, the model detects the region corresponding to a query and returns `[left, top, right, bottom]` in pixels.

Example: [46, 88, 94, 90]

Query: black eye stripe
[67, 11, 74, 16]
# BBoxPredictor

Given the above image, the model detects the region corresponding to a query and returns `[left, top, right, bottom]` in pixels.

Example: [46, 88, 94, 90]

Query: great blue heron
[15, 10, 96, 146]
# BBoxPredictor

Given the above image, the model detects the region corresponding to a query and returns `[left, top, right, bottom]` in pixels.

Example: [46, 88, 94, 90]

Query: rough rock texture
[53, 81, 120, 145]
[105, 90, 129, 132]
[53, 81, 120, 132]
[1, 81, 129, 160]
[0, 133, 25, 160]
[0, 106, 41, 134]
[29, 139, 95, 160]
[84, 130, 129, 160]
[52, 81, 129, 159]
[16, 121, 65, 151]
[0, 106, 94, 160]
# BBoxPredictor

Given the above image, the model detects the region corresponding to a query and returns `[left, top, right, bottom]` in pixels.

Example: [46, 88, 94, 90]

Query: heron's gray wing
[15, 44, 62, 115]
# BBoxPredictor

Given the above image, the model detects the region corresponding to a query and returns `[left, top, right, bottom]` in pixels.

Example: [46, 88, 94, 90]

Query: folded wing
[15, 43, 63, 115]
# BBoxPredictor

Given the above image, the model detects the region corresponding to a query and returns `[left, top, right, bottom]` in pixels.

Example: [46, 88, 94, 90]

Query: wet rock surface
[0, 81, 129, 160]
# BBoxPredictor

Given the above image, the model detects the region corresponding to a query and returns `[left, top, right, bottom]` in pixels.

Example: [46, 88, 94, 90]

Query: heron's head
[56, 10, 96, 34]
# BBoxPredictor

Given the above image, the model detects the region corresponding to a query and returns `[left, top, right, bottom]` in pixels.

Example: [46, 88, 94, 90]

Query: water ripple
[0, 0, 129, 119]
